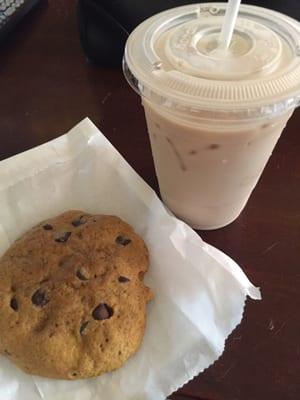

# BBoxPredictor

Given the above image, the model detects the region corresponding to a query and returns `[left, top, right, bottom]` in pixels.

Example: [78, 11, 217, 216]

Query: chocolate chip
[39, 278, 49, 284]
[71, 216, 87, 227]
[4, 349, 11, 356]
[76, 269, 88, 281]
[76, 232, 83, 239]
[10, 298, 18, 311]
[80, 321, 89, 335]
[115, 236, 131, 246]
[43, 224, 53, 230]
[59, 254, 75, 268]
[55, 232, 71, 243]
[31, 289, 49, 307]
[118, 276, 130, 283]
[138, 271, 145, 281]
[71, 220, 82, 227]
[92, 303, 113, 320]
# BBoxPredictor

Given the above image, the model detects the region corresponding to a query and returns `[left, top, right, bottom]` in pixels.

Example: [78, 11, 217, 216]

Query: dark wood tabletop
[0, 2, 299, 400]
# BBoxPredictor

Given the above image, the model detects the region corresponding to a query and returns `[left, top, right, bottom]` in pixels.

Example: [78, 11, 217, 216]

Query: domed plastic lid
[123, 3, 300, 119]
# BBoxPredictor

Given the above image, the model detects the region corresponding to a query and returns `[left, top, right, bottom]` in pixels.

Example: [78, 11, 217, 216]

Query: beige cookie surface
[0, 211, 153, 379]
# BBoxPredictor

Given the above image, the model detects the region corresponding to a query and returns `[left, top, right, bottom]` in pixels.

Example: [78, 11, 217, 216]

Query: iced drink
[123, 4, 300, 229]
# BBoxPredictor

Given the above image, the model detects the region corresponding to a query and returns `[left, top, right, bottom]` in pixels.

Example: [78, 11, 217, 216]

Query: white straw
[219, 0, 241, 49]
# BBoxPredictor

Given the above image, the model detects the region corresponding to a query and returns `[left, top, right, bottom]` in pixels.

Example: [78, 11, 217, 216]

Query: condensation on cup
[123, 3, 300, 230]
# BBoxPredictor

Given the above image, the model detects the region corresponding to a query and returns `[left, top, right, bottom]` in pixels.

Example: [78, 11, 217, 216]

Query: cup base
[188, 215, 240, 231]
[161, 195, 246, 231]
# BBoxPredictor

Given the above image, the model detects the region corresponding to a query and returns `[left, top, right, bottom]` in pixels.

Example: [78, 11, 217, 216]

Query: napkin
[0, 118, 261, 400]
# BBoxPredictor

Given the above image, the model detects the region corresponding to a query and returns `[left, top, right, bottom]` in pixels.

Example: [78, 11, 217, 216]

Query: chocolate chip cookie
[0, 211, 153, 379]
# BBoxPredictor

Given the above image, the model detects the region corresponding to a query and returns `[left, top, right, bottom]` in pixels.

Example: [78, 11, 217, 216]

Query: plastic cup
[123, 3, 300, 230]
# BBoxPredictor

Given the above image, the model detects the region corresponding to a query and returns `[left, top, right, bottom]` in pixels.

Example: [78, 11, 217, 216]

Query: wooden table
[0, 2, 299, 399]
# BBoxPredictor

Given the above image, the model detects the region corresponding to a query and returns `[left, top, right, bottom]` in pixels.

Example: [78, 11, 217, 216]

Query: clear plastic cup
[123, 3, 300, 230]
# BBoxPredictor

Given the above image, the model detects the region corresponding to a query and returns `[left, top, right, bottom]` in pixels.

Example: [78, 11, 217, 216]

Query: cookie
[0, 211, 153, 379]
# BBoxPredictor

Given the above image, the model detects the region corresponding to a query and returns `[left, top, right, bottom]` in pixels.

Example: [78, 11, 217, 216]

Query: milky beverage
[124, 4, 300, 229]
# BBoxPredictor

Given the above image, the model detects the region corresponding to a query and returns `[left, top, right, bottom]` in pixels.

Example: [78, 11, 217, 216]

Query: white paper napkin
[0, 118, 261, 400]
